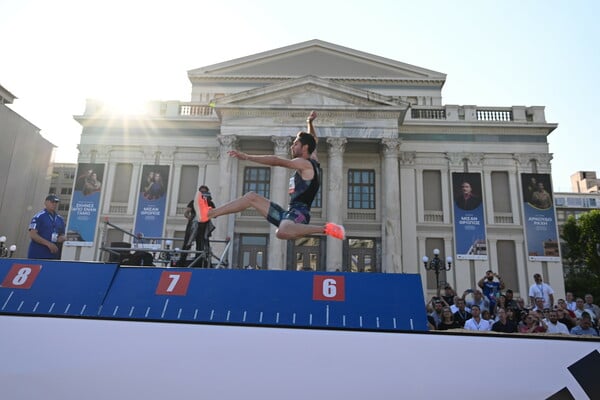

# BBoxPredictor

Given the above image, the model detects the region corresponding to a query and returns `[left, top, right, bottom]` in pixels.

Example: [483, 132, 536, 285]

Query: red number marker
[1, 264, 43, 289]
[313, 275, 345, 302]
[155, 271, 192, 296]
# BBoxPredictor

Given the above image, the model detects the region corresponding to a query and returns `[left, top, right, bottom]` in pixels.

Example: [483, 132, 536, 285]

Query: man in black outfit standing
[179, 185, 215, 267]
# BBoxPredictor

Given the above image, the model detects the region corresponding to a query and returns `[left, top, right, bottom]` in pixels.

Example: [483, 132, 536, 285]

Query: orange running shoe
[324, 222, 346, 240]
[196, 192, 210, 222]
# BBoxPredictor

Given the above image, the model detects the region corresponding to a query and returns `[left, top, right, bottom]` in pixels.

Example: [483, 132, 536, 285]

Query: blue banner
[133, 165, 170, 248]
[452, 172, 487, 260]
[521, 173, 561, 262]
[65, 163, 105, 246]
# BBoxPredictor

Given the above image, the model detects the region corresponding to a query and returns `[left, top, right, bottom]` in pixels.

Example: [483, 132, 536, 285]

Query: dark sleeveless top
[289, 159, 320, 209]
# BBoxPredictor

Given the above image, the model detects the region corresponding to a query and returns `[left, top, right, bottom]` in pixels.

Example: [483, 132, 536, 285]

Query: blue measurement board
[0, 258, 118, 317]
[1, 259, 427, 331]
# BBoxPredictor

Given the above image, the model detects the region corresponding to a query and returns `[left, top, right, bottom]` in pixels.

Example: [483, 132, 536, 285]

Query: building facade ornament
[217, 135, 238, 158]
[326, 137, 347, 157]
[399, 151, 416, 165]
[445, 152, 467, 167]
[381, 138, 401, 157]
[512, 153, 554, 172]
[271, 136, 291, 155]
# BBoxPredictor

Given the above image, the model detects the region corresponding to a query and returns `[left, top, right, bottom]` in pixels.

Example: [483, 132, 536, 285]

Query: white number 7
[166, 274, 181, 292]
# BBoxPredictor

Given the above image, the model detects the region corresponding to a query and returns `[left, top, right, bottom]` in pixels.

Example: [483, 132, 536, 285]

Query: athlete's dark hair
[296, 132, 316, 154]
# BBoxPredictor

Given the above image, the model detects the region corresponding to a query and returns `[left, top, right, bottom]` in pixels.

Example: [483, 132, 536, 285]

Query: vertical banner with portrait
[452, 172, 487, 260]
[133, 165, 170, 249]
[65, 163, 105, 246]
[521, 173, 560, 262]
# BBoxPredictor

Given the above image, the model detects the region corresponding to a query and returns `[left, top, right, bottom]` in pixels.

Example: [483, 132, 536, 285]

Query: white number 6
[322, 278, 337, 298]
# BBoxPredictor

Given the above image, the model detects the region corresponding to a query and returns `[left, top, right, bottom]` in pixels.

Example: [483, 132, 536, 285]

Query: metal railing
[99, 218, 230, 268]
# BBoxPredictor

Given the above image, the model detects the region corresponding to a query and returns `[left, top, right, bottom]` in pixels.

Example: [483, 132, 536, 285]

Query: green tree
[560, 210, 600, 299]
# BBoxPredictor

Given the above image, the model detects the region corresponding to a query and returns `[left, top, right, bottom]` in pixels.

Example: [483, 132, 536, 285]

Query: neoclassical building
[65, 40, 562, 300]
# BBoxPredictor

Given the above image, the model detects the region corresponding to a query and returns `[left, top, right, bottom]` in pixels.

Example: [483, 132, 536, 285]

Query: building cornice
[188, 75, 445, 87]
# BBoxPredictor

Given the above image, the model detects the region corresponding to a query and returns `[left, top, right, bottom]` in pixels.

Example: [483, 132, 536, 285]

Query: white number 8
[322, 278, 337, 298]
[12, 267, 32, 286]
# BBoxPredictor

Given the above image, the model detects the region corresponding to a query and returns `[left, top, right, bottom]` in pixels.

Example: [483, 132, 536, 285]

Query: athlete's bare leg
[206, 191, 270, 220]
[275, 220, 325, 240]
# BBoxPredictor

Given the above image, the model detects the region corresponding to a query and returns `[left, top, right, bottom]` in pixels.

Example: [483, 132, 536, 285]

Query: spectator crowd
[426, 272, 599, 337]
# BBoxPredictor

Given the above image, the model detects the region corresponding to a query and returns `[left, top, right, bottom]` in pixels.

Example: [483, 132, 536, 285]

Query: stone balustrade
[83, 99, 547, 125]
[407, 105, 547, 123]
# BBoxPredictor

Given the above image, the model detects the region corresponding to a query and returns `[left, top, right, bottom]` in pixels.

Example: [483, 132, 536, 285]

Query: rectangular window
[243, 167, 271, 198]
[178, 165, 199, 204]
[491, 171, 511, 212]
[348, 238, 377, 272]
[496, 240, 518, 291]
[422, 170, 442, 211]
[294, 237, 321, 271]
[239, 234, 268, 269]
[348, 169, 375, 209]
[60, 188, 73, 195]
[111, 163, 133, 203]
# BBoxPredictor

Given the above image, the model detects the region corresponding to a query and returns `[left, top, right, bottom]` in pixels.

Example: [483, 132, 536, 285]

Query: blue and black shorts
[266, 202, 311, 227]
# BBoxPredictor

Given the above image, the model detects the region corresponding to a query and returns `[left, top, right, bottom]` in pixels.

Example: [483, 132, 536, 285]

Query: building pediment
[214, 76, 408, 139]
[188, 39, 446, 82]
[215, 75, 407, 109]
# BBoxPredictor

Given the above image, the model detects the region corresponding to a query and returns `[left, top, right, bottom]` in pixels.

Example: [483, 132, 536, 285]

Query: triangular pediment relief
[189, 39, 445, 81]
[214, 76, 408, 139]
[215, 75, 406, 109]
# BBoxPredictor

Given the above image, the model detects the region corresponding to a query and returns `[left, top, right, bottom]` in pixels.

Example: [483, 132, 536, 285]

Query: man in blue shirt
[570, 312, 599, 336]
[27, 194, 66, 259]
[478, 270, 505, 314]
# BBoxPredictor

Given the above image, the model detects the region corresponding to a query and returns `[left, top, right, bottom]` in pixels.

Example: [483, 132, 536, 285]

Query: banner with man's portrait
[65, 163, 105, 246]
[452, 172, 487, 260]
[521, 173, 560, 262]
[133, 165, 170, 249]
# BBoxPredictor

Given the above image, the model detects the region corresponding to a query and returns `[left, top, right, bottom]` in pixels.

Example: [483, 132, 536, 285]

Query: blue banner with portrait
[65, 163, 105, 247]
[133, 165, 170, 249]
[452, 172, 487, 260]
[521, 173, 560, 262]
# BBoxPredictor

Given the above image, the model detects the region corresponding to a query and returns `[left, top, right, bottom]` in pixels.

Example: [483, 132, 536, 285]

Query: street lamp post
[422, 248, 453, 296]
[0, 236, 17, 258]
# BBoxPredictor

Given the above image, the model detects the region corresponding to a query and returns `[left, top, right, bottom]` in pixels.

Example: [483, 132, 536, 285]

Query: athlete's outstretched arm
[306, 110, 318, 161]
[228, 150, 310, 171]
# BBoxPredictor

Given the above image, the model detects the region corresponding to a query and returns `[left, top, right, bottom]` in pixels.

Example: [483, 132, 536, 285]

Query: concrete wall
[0, 105, 55, 257]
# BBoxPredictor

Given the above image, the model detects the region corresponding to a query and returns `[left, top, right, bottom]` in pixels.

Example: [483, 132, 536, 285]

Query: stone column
[216, 135, 238, 253]
[381, 138, 402, 273]
[170, 163, 183, 215]
[399, 152, 417, 274]
[269, 136, 291, 270]
[326, 137, 347, 271]
[102, 155, 117, 214]
[129, 163, 142, 214]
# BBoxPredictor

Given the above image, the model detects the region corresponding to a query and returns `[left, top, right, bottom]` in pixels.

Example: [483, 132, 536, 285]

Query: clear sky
[1, 0, 598, 191]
